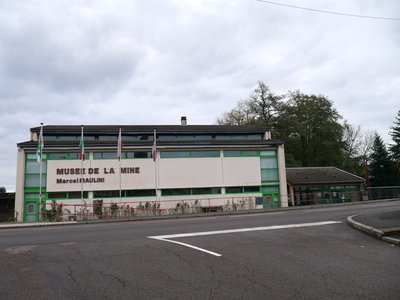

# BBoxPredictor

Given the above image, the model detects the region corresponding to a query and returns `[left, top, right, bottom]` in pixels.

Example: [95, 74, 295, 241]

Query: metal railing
[367, 186, 400, 200]
[42, 196, 265, 222]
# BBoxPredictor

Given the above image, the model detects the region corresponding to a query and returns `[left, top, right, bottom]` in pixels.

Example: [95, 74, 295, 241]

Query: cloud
[0, 0, 399, 191]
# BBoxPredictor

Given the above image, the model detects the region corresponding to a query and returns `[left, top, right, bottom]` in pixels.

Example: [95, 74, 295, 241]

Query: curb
[347, 215, 400, 246]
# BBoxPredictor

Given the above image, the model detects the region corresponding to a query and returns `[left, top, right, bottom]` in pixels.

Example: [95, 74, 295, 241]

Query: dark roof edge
[286, 166, 365, 182]
[30, 124, 272, 134]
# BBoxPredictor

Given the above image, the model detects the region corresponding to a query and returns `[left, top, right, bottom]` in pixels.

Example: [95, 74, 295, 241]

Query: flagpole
[38, 123, 43, 222]
[80, 125, 84, 207]
[153, 129, 158, 207]
[118, 128, 122, 207]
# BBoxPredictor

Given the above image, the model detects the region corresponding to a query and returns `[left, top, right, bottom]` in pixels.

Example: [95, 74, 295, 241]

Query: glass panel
[161, 188, 191, 196]
[260, 150, 276, 156]
[26, 153, 38, 159]
[102, 152, 118, 159]
[68, 191, 88, 199]
[25, 193, 40, 199]
[160, 151, 190, 158]
[69, 153, 80, 159]
[248, 134, 262, 140]
[261, 157, 278, 169]
[135, 152, 151, 159]
[99, 135, 118, 141]
[25, 174, 46, 187]
[93, 190, 120, 198]
[223, 150, 241, 157]
[243, 186, 260, 193]
[215, 135, 246, 140]
[261, 186, 280, 193]
[93, 153, 102, 159]
[192, 187, 221, 194]
[193, 135, 212, 140]
[48, 192, 67, 199]
[123, 135, 139, 141]
[58, 135, 78, 141]
[48, 153, 69, 159]
[226, 187, 242, 193]
[261, 169, 279, 181]
[240, 150, 258, 156]
[190, 151, 220, 158]
[159, 135, 177, 141]
[125, 189, 156, 197]
[44, 136, 57, 141]
[26, 160, 47, 174]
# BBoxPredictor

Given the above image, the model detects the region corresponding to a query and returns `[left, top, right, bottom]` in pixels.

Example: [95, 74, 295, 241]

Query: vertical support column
[277, 144, 288, 208]
[15, 148, 25, 222]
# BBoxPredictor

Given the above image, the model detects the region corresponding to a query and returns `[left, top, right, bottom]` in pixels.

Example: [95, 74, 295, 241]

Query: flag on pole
[36, 125, 44, 163]
[152, 129, 157, 162]
[117, 128, 122, 161]
[79, 126, 85, 161]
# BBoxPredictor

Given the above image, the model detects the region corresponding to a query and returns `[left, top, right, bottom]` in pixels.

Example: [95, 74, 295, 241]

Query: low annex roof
[286, 167, 365, 185]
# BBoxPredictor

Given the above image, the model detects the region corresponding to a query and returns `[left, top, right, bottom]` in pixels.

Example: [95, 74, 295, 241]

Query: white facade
[15, 125, 288, 222]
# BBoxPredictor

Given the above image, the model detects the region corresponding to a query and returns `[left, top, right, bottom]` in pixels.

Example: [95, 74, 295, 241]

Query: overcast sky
[1, 0, 399, 191]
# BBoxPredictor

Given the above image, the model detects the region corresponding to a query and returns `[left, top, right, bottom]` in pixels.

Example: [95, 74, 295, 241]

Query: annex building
[15, 120, 288, 222]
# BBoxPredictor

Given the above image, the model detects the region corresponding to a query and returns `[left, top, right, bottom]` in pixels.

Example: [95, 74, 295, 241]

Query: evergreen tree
[389, 110, 400, 169]
[369, 134, 398, 186]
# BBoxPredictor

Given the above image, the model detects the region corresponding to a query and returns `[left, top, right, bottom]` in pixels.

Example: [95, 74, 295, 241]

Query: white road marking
[230, 212, 284, 218]
[150, 237, 222, 257]
[148, 220, 341, 257]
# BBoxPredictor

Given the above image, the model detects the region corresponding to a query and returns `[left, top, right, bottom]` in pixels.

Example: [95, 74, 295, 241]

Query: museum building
[15, 119, 288, 222]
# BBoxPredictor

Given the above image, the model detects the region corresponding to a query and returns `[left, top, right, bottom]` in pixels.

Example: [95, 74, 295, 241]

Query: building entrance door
[25, 201, 38, 222]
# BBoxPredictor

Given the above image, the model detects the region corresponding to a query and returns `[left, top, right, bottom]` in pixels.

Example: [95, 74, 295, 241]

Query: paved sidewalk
[347, 210, 400, 245]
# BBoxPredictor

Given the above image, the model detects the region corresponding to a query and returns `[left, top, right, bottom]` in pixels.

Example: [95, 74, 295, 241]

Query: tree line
[217, 81, 400, 187]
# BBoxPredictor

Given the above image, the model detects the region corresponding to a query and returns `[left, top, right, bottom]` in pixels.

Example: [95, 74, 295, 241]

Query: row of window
[27, 150, 277, 161]
[26, 186, 264, 200]
[43, 134, 263, 142]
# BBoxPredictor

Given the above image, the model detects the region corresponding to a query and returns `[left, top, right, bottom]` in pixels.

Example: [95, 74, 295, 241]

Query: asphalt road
[1, 201, 399, 300]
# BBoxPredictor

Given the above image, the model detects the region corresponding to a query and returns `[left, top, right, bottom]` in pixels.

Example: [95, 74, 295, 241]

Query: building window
[125, 151, 151, 159]
[260, 150, 276, 157]
[223, 150, 259, 157]
[48, 192, 67, 199]
[243, 186, 260, 193]
[190, 151, 220, 158]
[261, 169, 279, 182]
[226, 186, 260, 194]
[47, 153, 80, 160]
[25, 160, 47, 173]
[94, 152, 118, 159]
[226, 187, 242, 193]
[68, 191, 89, 199]
[24, 174, 46, 188]
[161, 151, 191, 158]
[162, 188, 192, 196]
[125, 190, 156, 197]
[160, 151, 220, 158]
[93, 190, 120, 198]
[191, 187, 221, 195]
